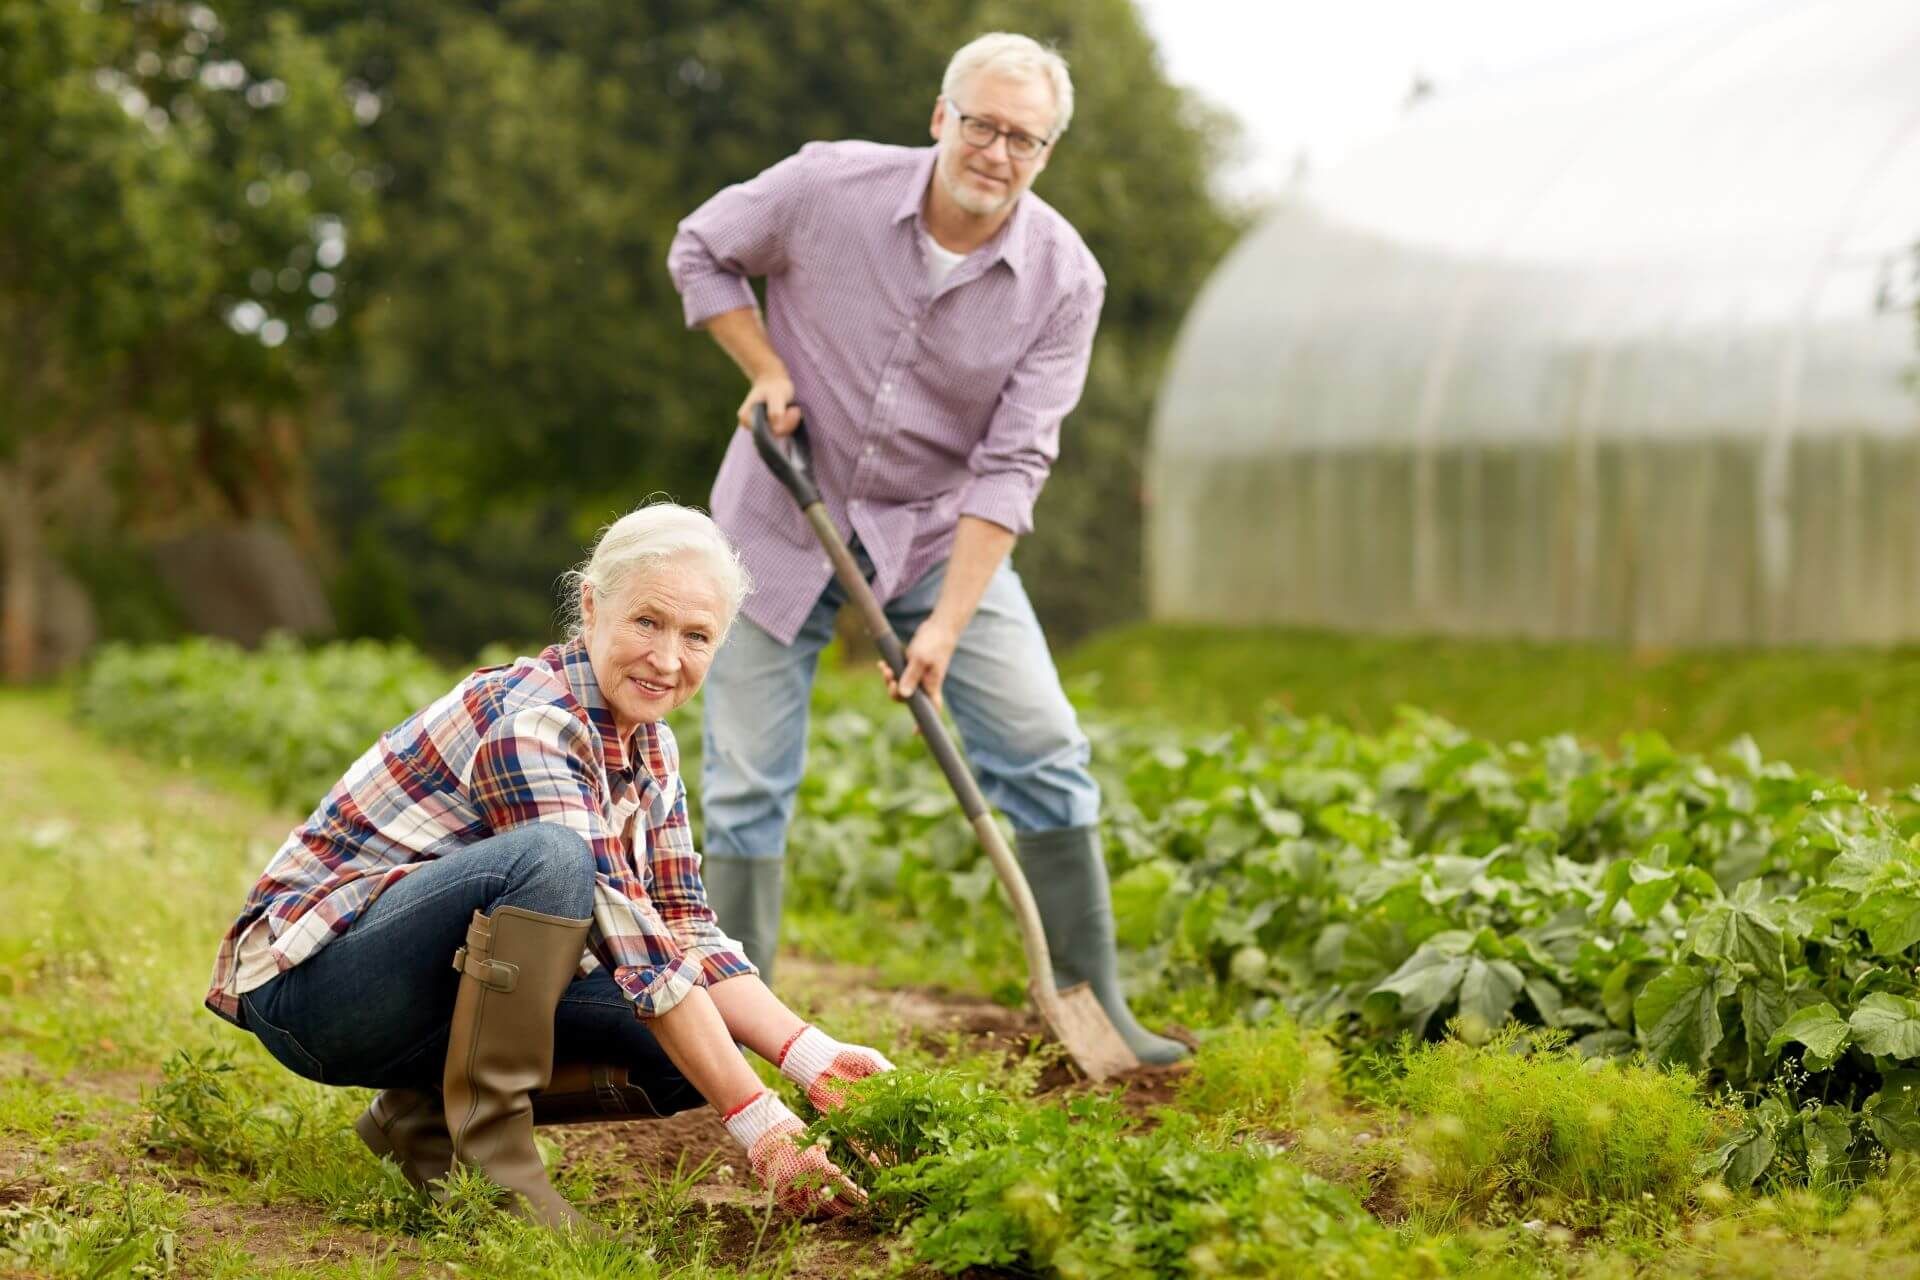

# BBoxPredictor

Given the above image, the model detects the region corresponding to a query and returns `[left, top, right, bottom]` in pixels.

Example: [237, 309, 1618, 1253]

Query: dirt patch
[175, 1192, 429, 1274]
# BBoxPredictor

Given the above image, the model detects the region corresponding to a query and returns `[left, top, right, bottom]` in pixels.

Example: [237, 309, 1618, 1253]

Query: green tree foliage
[279, 0, 1239, 649]
[0, 0, 375, 678]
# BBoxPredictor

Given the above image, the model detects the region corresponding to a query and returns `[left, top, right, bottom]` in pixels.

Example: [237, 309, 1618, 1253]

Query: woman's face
[581, 557, 728, 737]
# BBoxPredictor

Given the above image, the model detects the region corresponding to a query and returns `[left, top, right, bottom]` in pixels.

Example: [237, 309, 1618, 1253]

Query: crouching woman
[203, 502, 888, 1229]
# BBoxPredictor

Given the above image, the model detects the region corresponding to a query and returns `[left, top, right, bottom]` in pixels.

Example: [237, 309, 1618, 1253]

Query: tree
[0, 0, 374, 679]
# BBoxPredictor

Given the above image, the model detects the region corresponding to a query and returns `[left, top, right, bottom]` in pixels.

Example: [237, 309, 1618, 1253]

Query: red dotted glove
[778, 1024, 896, 1113]
[723, 1090, 865, 1218]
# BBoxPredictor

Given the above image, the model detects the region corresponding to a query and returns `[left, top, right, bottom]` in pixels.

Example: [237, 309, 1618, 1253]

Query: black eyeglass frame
[942, 97, 1055, 161]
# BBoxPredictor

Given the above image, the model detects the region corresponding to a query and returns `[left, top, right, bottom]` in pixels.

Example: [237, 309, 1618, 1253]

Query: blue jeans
[701, 551, 1100, 857]
[240, 824, 702, 1114]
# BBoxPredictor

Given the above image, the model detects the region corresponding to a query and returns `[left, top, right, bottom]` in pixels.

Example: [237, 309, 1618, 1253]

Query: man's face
[929, 70, 1057, 218]
[580, 558, 726, 737]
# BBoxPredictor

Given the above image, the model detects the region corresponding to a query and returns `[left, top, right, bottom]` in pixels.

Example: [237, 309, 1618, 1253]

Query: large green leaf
[1766, 1002, 1851, 1072]
[1864, 1070, 1920, 1152]
[1848, 993, 1920, 1059]
[1456, 957, 1524, 1041]
[1739, 980, 1796, 1074]
[1635, 963, 1735, 1068]
[1111, 861, 1179, 948]
[1826, 833, 1915, 894]
[1689, 901, 1786, 980]
[1851, 894, 1920, 958]
[1802, 1105, 1854, 1176]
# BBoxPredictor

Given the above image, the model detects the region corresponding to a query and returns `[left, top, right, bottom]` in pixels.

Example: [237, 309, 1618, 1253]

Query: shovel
[750, 405, 1141, 1081]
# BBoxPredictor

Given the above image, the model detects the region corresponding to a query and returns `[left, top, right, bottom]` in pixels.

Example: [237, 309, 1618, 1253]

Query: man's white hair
[562, 500, 751, 640]
[941, 32, 1074, 137]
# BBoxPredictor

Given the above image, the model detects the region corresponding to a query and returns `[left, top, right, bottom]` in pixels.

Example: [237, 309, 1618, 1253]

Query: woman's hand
[723, 1091, 865, 1217]
[778, 1024, 896, 1113]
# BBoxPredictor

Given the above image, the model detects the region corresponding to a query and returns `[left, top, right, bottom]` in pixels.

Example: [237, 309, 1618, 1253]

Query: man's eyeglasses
[945, 100, 1052, 161]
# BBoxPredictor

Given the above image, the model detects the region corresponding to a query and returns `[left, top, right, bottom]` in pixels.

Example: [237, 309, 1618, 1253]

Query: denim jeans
[239, 823, 703, 1114]
[701, 550, 1100, 857]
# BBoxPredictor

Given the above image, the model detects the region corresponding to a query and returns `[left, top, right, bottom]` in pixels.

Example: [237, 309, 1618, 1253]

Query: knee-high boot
[1016, 825, 1188, 1066]
[442, 905, 592, 1227]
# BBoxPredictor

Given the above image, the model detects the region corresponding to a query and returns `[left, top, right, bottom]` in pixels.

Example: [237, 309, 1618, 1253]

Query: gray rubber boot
[1016, 825, 1189, 1066]
[701, 854, 786, 988]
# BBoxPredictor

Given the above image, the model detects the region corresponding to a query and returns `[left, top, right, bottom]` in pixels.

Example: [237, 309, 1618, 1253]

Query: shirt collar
[555, 636, 640, 777]
[896, 145, 1031, 278]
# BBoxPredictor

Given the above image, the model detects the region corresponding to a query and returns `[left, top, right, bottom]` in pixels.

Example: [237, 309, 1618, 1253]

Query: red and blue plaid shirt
[205, 639, 754, 1025]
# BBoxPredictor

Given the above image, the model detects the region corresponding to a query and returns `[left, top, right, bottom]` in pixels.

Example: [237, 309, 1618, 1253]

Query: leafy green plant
[809, 1069, 1439, 1278]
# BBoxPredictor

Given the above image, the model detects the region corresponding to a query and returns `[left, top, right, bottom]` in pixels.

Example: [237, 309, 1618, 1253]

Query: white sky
[1132, 0, 1775, 200]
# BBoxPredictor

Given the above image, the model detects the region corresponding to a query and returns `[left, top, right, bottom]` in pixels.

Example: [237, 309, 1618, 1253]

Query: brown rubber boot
[442, 905, 592, 1229]
[355, 1088, 453, 1190]
[531, 1064, 667, 1127]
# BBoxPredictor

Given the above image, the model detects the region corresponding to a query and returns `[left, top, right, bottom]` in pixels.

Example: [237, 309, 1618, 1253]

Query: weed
[1386, 1026, 1733, 1223]
[0, 1177, 183, 1278]
[1174, 1012, 1344, 1131]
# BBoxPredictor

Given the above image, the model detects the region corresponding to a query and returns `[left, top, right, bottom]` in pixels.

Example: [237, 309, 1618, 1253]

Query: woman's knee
[499, 823, 596, 917]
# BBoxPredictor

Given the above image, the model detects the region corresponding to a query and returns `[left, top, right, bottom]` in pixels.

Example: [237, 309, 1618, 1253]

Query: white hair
[561, 500, 751, 640]
[941, 32, 1074, 137]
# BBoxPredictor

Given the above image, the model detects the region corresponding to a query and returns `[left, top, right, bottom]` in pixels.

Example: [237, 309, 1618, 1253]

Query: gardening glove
[778, 1024, 895, 1113]
[723, 1090, 865, 1218]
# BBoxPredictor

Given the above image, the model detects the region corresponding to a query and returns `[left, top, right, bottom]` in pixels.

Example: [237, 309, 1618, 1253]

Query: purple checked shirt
[668, 141, 1105, 645]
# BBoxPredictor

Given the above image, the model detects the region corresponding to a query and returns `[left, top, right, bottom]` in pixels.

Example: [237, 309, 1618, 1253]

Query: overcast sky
[1130, 0, 1774, 199]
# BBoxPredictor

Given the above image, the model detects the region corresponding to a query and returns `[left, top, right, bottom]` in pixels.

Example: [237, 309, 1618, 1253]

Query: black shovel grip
[751, 404, 822, 509]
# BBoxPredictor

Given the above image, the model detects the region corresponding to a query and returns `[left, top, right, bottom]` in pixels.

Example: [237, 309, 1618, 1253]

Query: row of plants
[77, 638, 1920, 1189]
[784, 701, 1920, 1187]
[76, 635, 451, 805]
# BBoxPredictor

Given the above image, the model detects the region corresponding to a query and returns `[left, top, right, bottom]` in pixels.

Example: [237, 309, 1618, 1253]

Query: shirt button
[864, 445, 875, 456]
[909, 320, 918, 329]
[881, 382, 893, 393]
[820, 559, 831, 571]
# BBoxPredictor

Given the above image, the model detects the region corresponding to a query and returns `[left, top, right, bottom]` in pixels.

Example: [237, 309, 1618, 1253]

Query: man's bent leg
[700, 598, 838, 985]
[892, 562, 1187, 1065]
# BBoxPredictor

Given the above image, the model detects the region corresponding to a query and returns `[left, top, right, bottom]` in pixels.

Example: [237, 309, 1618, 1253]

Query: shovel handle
[750, 403, 1063, 1002]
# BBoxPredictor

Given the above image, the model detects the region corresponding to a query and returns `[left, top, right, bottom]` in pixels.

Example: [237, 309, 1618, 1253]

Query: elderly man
[667, 33, 1182, 1065]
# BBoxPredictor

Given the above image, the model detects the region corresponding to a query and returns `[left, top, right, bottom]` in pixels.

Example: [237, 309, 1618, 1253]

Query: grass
[1064, 624, 1920, 793]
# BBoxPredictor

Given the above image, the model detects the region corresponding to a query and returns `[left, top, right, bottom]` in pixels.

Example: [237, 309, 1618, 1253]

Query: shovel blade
[1037, 981, 1142, 1082]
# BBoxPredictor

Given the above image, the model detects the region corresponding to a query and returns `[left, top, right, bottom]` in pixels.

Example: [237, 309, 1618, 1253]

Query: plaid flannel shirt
[205, 639, 754, 1025]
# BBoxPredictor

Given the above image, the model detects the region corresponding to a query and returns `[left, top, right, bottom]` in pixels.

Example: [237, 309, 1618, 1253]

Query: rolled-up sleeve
[667, 145, 824, 330]
[470, 707, 710, 1019]
[959, 284, 1104, 536]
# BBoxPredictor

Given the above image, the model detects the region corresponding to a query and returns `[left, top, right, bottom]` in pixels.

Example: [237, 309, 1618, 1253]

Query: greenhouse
[1148, 0, 1920, 646]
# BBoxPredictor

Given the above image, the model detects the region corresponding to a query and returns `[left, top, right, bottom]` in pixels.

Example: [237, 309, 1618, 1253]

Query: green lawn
[1065, 624, 1920, 794]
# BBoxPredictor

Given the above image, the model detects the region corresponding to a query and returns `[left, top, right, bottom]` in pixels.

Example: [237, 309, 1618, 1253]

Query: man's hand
[882, 617, 961, 710]
[739, 374, 802, 437]
[778, 1025, 895, 1114]
[723, 1090, 866, 1218]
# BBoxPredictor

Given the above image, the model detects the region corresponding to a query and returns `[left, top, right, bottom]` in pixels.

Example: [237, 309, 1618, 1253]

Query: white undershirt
[923, 232, 967, 293]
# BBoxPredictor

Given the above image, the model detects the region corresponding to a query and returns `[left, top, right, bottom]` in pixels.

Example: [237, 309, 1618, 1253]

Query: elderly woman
[204, 503, 888, 1228]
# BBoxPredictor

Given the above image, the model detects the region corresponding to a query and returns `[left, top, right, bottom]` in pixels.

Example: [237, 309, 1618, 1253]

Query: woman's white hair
[941, 32, 1074, 137]
[561, 500, 751, 640]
